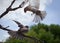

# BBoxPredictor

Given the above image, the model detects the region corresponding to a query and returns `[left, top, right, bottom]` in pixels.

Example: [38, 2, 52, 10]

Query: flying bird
[20, 0, 47, 23]
[13, 20, 29, 33]
[0, 20, 29, 40]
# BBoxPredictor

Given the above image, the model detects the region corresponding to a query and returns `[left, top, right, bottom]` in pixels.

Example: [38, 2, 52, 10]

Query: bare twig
[0, 25, 11, 31]
[9, 0, 16, 8]
[0, 0, 24, 19]
[21, 33, 41, 43]
[0, 0, 16, 19]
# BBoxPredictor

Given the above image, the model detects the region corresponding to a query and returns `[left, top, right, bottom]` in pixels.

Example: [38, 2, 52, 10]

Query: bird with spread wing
[0, 20, 29, 40]
[20, 0, 47, 23]
[13, 20, 29, 33]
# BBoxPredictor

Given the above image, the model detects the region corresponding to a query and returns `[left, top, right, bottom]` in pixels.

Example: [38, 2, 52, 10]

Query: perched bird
[20, 0, 47, 23]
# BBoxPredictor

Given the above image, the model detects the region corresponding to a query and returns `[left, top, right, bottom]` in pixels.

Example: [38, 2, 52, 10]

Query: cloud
[40, 0, 52, 11]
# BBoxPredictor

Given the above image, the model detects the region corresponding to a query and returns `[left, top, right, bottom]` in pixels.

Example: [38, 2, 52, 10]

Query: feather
[33, 11, 47, 23]
[40, 11, 47, 20]
[29, 0, 40, 9]
[8, 31, 24, 40]
[33, 15, 41, 23]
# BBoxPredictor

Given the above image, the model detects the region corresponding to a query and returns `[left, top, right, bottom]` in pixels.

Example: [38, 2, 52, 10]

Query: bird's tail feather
[40, 11, 47, 20]
[33, 11, 47, 23]
[33, 15, 41, 23]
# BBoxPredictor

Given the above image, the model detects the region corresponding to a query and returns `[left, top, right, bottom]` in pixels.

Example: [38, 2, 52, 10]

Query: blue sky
[41, 0, 60, 25]
[0, 0, 60, 42]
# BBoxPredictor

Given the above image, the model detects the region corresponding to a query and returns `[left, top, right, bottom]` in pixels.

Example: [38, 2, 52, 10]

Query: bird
[0, 20, 29, 40]
[20, 0, 47, 23]
[13, 20, 29, 33]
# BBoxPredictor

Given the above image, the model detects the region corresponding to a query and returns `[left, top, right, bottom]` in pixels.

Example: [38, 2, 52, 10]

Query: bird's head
[24, 7, 27, 13]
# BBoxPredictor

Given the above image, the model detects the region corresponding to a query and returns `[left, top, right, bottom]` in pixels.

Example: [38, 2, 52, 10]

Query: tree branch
[9, 0, 16, 8]
[20, 33, 42, 43]
[0, 0, 16, 19]
[0, 25, 11, 31]
[0, 0, 25, 19]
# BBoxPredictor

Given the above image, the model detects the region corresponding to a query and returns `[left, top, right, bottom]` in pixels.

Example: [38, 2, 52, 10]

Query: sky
[0, 0, 60, 42]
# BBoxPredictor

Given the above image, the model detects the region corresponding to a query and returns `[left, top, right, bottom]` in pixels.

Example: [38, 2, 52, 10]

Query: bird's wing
[29, 0, 40, 9]
[13, 20, 23, 28]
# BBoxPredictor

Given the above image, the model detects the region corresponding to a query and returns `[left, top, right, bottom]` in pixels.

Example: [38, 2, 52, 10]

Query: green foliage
[4, 23, 60, 43]
[49, 24, 60, 38]
[4, 38, 25, 43]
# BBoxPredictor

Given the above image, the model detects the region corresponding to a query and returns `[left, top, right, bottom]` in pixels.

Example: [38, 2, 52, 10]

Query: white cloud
[40, 0, 52, 11]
